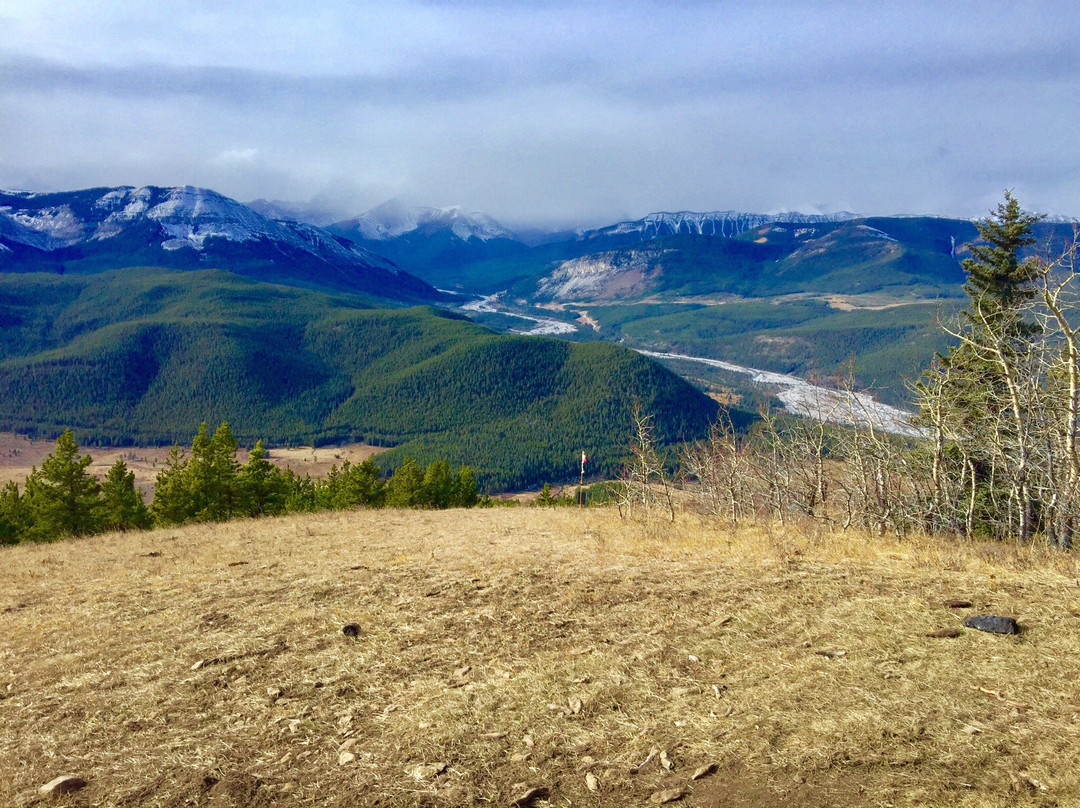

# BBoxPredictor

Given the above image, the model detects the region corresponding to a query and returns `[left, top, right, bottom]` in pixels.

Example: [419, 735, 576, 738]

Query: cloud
[211, 148, 260, 166]
[1, 1, 1078, 224]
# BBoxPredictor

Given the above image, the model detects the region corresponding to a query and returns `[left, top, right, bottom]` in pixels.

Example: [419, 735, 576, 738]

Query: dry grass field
[2, 508, 1079, 807]
[0, 433, 382, 495]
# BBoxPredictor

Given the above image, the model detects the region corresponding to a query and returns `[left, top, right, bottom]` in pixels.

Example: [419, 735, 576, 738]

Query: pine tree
[334, 458, 385, 509]
[0, 481, 26, 544]
[451, 465, 479, 507]
[239, 440, 288, 517]
[25, 430, 101, 539]
[151, 445, 191, 526]
[185, 422, 241, 521]
[100, 459, 150, 531]
[185, 423, 212, 519]
[281, 469, 317, 513]
[206, 422, 241, 520]
[386, 457, 424, 508]
[420, 459, 454, 508]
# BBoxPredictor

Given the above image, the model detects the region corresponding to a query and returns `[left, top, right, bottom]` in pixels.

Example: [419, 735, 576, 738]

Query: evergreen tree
[960, 190, 1043, 335]
[281, 468, 317, 513]
[313, 463, 342, 511]
[206, 422, 241, 520]
[533, 482, 557, 507]
[151, 445, 191, 526]
[25, 430, 100, 539]
[420, 459, 454, 508]
[918, 192, 1044, 541]
[99, 459, 150, 531]
[185, 423, 212, 518]
[184, 422, 241, 521]
[239, 440, 288, 517]
[451, 465, 479, 507]
[386, 456, 424, 508]
[0, 481, 26, 544]
[333, 458, 385, 509]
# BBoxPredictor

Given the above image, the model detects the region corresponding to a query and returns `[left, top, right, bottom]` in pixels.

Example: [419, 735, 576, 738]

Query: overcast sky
[1, 1, 1077, 228]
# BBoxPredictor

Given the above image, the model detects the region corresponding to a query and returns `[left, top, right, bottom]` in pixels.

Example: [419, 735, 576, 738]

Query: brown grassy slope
[1, 509, 1079, 808]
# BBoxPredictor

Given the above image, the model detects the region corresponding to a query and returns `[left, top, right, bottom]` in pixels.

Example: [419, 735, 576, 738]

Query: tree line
[0, 422, 480, 545]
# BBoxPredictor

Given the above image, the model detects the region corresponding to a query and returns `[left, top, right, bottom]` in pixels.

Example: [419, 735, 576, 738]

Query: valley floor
[1, 509, 1077, 807]
[0, 433, 382, 494]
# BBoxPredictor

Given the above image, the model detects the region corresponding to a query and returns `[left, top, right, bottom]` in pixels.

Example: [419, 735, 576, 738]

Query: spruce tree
[100, 459, 150, 531]
[919, 192, 1044, 540]
[239, 440, 287, 517]
[206, 422, 241, 520]
[960, 190, 1043, 335]
[386, 457, 424, 508]
[25, 430, 101, 539]
[0, 481, 26, 544]
[451, 465, 479, 507]
[151, 445, 192, 526]
[420, 459, 454, 508]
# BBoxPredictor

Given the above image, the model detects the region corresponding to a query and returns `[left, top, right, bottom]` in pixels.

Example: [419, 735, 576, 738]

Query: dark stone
[963, 615, 1020, 635]
[342, 623, 360, 637]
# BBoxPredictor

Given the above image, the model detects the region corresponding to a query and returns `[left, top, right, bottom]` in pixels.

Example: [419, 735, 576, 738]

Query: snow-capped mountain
[334, 198, 517, 242]
[0, 186, 442, 301]
[582, 210, 860, 242]
[327, 199, 528, 289]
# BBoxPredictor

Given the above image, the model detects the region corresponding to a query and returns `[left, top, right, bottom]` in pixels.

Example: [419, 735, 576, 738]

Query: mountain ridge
[0, 185, 443, 303]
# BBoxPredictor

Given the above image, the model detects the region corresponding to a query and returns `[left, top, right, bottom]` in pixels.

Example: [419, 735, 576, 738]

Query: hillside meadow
[2, 508, 1078, 807]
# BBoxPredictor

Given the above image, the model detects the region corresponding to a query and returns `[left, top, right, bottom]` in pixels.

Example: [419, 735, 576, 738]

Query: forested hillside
[0, 269, 719, 489]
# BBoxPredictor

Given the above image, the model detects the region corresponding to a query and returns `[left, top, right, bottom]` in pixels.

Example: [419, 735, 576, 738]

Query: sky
[1, 0, 1078, 229]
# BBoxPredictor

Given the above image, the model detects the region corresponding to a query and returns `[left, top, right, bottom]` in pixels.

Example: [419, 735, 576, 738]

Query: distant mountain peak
[336, 200, 517, 242]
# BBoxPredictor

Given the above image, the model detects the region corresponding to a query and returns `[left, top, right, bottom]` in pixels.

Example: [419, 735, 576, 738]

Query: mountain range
[4, 183, 1075, 484]
[0, 186, 441, 303]
[0, 184, 733, 490]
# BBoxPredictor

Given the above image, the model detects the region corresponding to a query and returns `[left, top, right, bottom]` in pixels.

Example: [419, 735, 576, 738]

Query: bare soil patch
[1, 509, 1078, 807]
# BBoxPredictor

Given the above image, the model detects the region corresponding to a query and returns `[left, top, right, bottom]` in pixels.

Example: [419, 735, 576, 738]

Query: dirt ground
[2, 508, 1079, 807]
[0, 432, 382, 494]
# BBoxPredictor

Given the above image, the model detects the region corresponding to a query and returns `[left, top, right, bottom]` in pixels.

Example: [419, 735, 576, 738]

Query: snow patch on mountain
[145, 186, 287, 249]
[856, 225, 899, 242]
[0, 185, 403, 274]
[589, 210, 860, 242]
[246, 199, 339, 227]
[340, 198, 516, 242]
[4, 204, 88, 249]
